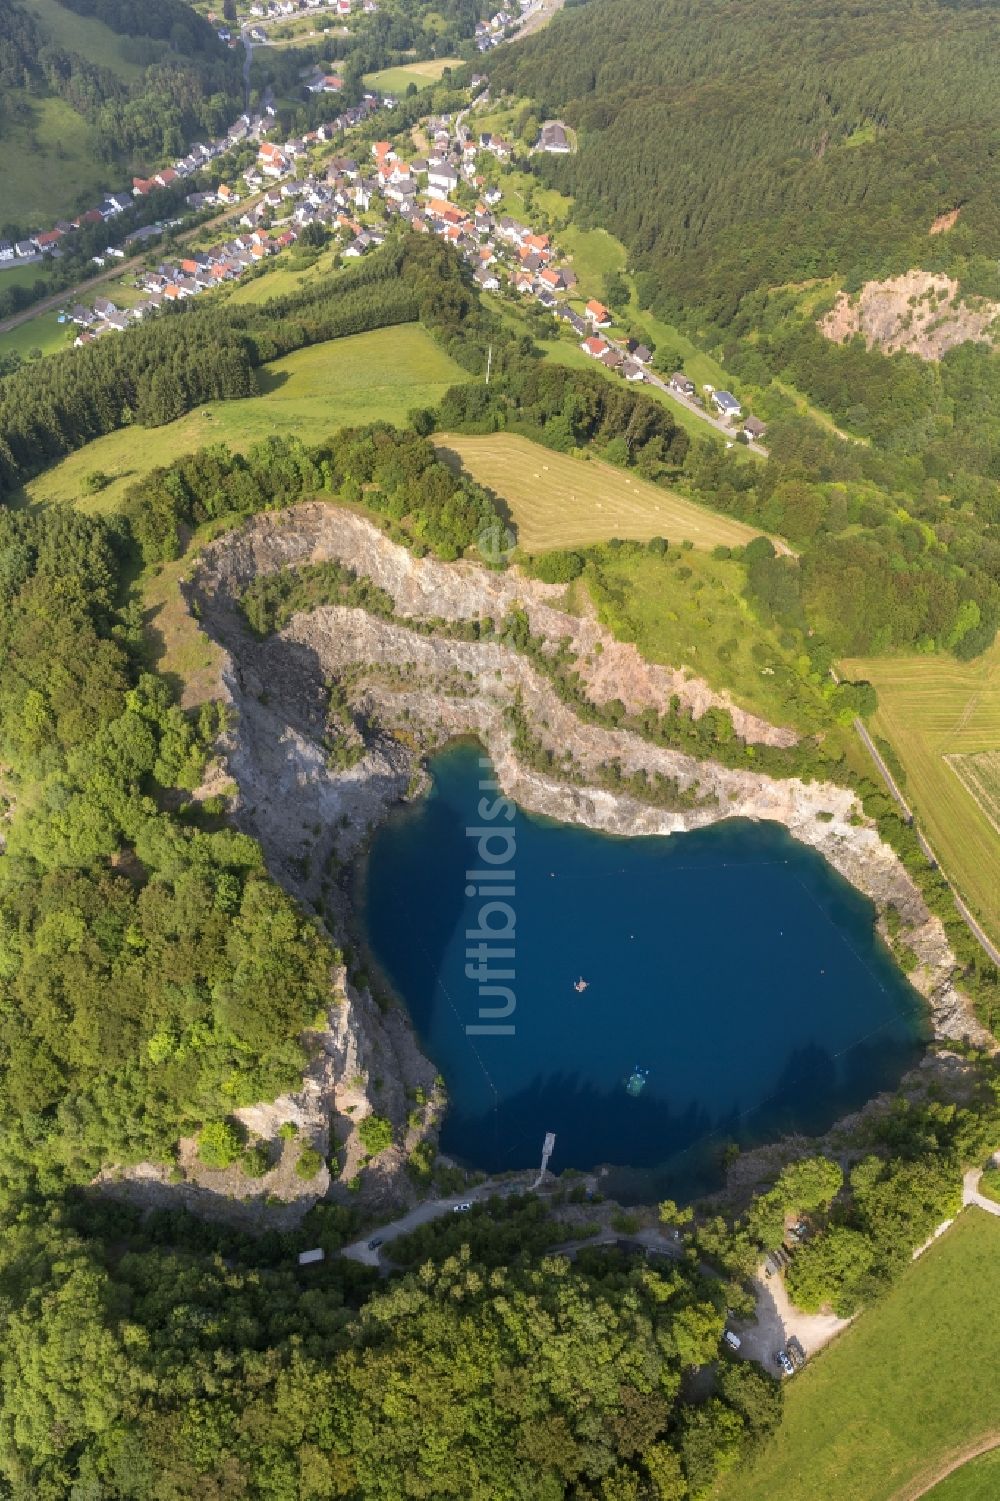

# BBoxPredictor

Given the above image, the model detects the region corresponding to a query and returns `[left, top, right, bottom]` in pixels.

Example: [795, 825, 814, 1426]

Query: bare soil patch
[890, 1433, 1000, 1500]
[929, 208, 961, 235]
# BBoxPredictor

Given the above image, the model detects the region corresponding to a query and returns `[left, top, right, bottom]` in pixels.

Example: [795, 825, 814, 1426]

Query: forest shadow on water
[362, 742, 929, 1201]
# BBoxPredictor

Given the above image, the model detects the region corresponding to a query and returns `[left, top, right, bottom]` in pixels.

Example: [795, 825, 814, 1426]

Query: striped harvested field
[435, 432, 762, 552]
[841, 640, 1000, 945]
[946, 751, 1000, 838]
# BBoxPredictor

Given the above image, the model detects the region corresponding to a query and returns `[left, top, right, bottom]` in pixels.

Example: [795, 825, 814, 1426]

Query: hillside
[490, 0, 1000, 325]
[0, 0, 241, 230]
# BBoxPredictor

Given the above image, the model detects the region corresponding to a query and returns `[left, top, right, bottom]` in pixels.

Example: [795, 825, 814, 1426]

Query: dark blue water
[362, 742, 927, 1200]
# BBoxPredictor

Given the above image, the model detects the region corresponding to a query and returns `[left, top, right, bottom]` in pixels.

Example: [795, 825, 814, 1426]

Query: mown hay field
[434, 432, 762, 552]
[841, 639, 1000, 945]
[717, 1210, 1000, 1501]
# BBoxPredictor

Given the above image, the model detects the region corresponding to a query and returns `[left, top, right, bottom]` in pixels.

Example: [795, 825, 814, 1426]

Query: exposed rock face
[193, 502, 798, 746]
[117, 502, 988, 1225]
[819, 270, 999, 360]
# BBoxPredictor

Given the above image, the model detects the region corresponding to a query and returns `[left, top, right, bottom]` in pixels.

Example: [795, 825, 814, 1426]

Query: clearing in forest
[363, 57, 463, 92]
[435, 432, 761, 552]
[840, 639, 1000, 951]
[23, 325, 469, 515]
[717, 1210, 1000, 1501]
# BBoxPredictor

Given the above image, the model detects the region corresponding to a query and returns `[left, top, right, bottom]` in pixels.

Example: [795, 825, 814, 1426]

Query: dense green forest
[0, 1192, 789, 1499]
[0, 0, 241, 208]
[0, 504, 338, 1203]
[491, 0, 1000, 320]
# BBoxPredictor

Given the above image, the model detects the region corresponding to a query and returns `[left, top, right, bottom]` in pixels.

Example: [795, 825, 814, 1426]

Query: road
[341, 1182, 526, 1265]
[963, 1165, 1000, 1218]
[514, 0, 568, 39]
[341, 1180, 689, 1268]
[735, 1262, 851, 1374]
[242, 29, 253, 111]
[642, 367, 769, 456]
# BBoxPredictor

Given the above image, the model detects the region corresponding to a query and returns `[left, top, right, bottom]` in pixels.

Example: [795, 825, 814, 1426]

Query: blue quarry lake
[363, 742, 928, 1200]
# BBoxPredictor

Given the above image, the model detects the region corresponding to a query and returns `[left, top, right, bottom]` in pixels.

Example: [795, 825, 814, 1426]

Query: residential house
[623, 360, 645, 382]
[580, 335, 610, 359]
[0, 241, 13, 261]
[474, 266, 500, 291]
[669, 372, 695, 396]
[626, 339, 652, 364]
[427, 161, 459, 194]
[537, 120, 571, 154]
[585, 298, 611, 327]
[712, 390, 742, 419]
[743, 415, 767, 441]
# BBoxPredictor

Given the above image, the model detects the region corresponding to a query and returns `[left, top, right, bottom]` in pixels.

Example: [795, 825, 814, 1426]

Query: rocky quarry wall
[102, 502, 992, 1226]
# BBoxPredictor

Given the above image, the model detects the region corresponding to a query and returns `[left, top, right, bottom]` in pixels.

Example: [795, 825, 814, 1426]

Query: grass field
[434, 432, 761, 552]
[924, 1449, 1000, 1500]
[363, 57, 463, 92]
[0, 96, 110, 225]
[558, 223, 628, 292]
[0, 262, 53, 293]
[588, 547, 834, 733]
[23, 325, 469, 514]
[223, 248, 343, 307]
[945, 751, 1000, 837]
[717, 1210, 1000, 1501]
[21, 0, 146, 77]
[0, 310, 74, 363]
[142, 552, 226, 710]
[495, 171, 573, 229]
[840, 641, 1000, 945]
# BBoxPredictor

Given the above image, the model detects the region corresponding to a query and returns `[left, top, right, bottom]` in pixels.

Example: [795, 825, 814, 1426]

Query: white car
[452, 1202, 472, 1213]
[724, 1330, 742, 1352]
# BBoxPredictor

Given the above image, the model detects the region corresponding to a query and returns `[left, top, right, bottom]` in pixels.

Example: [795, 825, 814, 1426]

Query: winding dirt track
[889, 1433, 1000, 1500]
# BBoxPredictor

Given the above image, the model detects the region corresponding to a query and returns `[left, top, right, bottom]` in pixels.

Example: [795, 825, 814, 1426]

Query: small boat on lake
[573, 977, 590, 993]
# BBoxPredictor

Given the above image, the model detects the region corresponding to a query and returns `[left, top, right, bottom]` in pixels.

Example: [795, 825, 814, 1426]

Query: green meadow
[22, 325, 470, 514]
[717, 1211, 1000, 1501]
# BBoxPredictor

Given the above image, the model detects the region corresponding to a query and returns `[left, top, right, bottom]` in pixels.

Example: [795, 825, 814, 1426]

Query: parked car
[786, 1336, 806, 1369]
[776, 1349, 795, 1377]
[367, 1237, 383, 1250]
[724, 1330, 742, 1352]
[453, 1202, 472, 1213]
